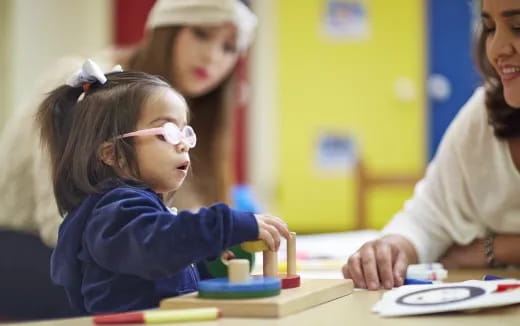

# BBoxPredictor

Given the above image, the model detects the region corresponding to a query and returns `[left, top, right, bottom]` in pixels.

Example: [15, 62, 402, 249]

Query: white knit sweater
[0, 55, 115, 246]
[383, 87, 520, 262]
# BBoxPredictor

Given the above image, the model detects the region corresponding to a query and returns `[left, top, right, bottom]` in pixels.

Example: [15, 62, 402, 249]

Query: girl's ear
[98, 142, 117, 167]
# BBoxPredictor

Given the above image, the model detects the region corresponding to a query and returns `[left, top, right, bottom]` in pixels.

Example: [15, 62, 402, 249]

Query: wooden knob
[228, 259, 250, 283]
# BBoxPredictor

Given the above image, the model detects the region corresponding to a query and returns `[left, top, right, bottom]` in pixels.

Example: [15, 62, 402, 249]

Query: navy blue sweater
[50, 182, 258, 314]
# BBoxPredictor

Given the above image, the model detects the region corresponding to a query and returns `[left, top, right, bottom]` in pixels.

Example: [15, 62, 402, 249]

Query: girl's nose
[176, 140, 189, 153]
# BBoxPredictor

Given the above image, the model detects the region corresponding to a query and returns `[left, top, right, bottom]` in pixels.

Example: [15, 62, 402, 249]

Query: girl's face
[133, 88, 191, 194]
[171, 23, 240, 97]
[483, 0, 520, 107]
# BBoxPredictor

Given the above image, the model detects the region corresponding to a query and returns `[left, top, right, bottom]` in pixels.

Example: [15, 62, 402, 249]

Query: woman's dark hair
[37, 71, 171, 214]
[126, 26, 235, 206]
[240, 0, 251, 7]
[474, 11, 520, 138]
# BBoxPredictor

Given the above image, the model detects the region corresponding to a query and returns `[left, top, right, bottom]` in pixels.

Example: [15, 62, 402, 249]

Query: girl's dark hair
[37, 71, 171, 214]
[126, 26, 234, 206]
[474, 15, 520, 138]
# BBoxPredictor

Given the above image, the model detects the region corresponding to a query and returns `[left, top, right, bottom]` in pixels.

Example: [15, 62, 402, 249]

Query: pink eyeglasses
[118, 122, 197, 148]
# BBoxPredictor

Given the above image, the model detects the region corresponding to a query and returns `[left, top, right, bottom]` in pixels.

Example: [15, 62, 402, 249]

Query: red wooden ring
[279, 274, 301, 289]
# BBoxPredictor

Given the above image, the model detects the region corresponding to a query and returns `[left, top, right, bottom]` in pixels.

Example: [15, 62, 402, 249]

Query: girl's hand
[342, 235, 416, 290]
[254, 214, 290, 251]
[440, 239, 487, 269]
[220, 249, 236, 263]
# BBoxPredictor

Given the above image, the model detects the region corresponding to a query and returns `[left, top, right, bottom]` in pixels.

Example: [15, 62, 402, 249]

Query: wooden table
[8, 269, 520, 326]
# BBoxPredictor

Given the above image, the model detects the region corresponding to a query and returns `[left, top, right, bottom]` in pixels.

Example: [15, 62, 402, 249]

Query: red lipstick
[193, 68, 209, 79]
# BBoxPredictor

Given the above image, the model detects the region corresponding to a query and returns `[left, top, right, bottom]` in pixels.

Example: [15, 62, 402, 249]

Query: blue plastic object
[232, 184, 261, 213]
[404, 278, 433, 285]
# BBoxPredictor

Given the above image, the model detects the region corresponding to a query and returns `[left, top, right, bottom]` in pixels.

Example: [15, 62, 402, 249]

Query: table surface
[9, 269, 520, 326]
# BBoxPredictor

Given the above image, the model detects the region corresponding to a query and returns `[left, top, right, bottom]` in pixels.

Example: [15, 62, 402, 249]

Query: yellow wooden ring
[240, 240, 268, 253]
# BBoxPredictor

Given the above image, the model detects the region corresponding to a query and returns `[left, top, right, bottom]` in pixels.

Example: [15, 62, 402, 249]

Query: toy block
[197, 259, 281, 299]
[228, 259, 249, 283]
[160, 279, 354, 318]
[161, 233, 353, 318]
[241, 233, 301, 289]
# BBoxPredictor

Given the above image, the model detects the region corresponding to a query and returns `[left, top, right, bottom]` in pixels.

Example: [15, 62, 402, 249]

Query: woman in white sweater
[342, 0, 520, 290]
[0, 0, 256, 318]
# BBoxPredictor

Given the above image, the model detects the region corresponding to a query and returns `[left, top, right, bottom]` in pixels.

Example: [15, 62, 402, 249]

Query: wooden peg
[287, 232, 297, 276]
[263, 250, 278, 277]
[228, 259, 250, 283]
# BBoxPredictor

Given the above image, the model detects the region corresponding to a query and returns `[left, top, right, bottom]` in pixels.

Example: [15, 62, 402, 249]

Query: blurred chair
[0, 230, 78, 320]
[354, 159, 422, 229]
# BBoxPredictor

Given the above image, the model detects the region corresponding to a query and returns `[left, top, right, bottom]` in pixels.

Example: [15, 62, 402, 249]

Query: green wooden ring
[205, 245, 255, 278]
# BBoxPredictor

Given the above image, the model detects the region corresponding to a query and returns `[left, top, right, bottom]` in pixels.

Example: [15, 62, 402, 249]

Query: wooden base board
[160, 279, 353, 318]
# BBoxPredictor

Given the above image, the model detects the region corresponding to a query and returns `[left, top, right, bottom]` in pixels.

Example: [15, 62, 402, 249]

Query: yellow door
[277, 0, 425, 232]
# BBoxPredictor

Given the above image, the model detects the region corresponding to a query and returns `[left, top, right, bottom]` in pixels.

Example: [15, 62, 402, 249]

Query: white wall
[249, 0, 278, 212]
[0, 0, 13, 130]
[0, 0, 112, 130]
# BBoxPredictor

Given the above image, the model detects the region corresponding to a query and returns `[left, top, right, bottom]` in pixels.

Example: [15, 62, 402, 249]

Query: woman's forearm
[494, 234, 520, 266]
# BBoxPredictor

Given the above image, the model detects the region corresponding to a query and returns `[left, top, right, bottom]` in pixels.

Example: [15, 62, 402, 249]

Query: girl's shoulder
[98, 179, 160, 204]
[83, 180, 167, 222]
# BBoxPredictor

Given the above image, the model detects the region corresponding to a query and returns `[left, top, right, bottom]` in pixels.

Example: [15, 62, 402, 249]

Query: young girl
[38, 60, 289, 314]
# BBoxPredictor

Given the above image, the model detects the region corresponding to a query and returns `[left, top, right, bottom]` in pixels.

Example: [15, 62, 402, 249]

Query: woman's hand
[440, 239, 487, 269]
[342, 235, 417, 290]
[254, 214, 290, 251]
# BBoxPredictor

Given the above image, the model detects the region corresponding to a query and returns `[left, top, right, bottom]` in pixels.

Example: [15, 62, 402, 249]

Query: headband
[146, 0, 257, 51]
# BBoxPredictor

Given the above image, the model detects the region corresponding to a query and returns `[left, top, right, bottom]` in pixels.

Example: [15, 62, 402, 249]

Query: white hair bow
[66, 59, 123, 101]
[67, 59, 106, 87]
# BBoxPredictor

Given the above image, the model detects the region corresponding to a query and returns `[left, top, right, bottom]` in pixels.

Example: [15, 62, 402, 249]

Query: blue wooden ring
[198, 276, 281, 293]
[198, 288, 280, 299]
